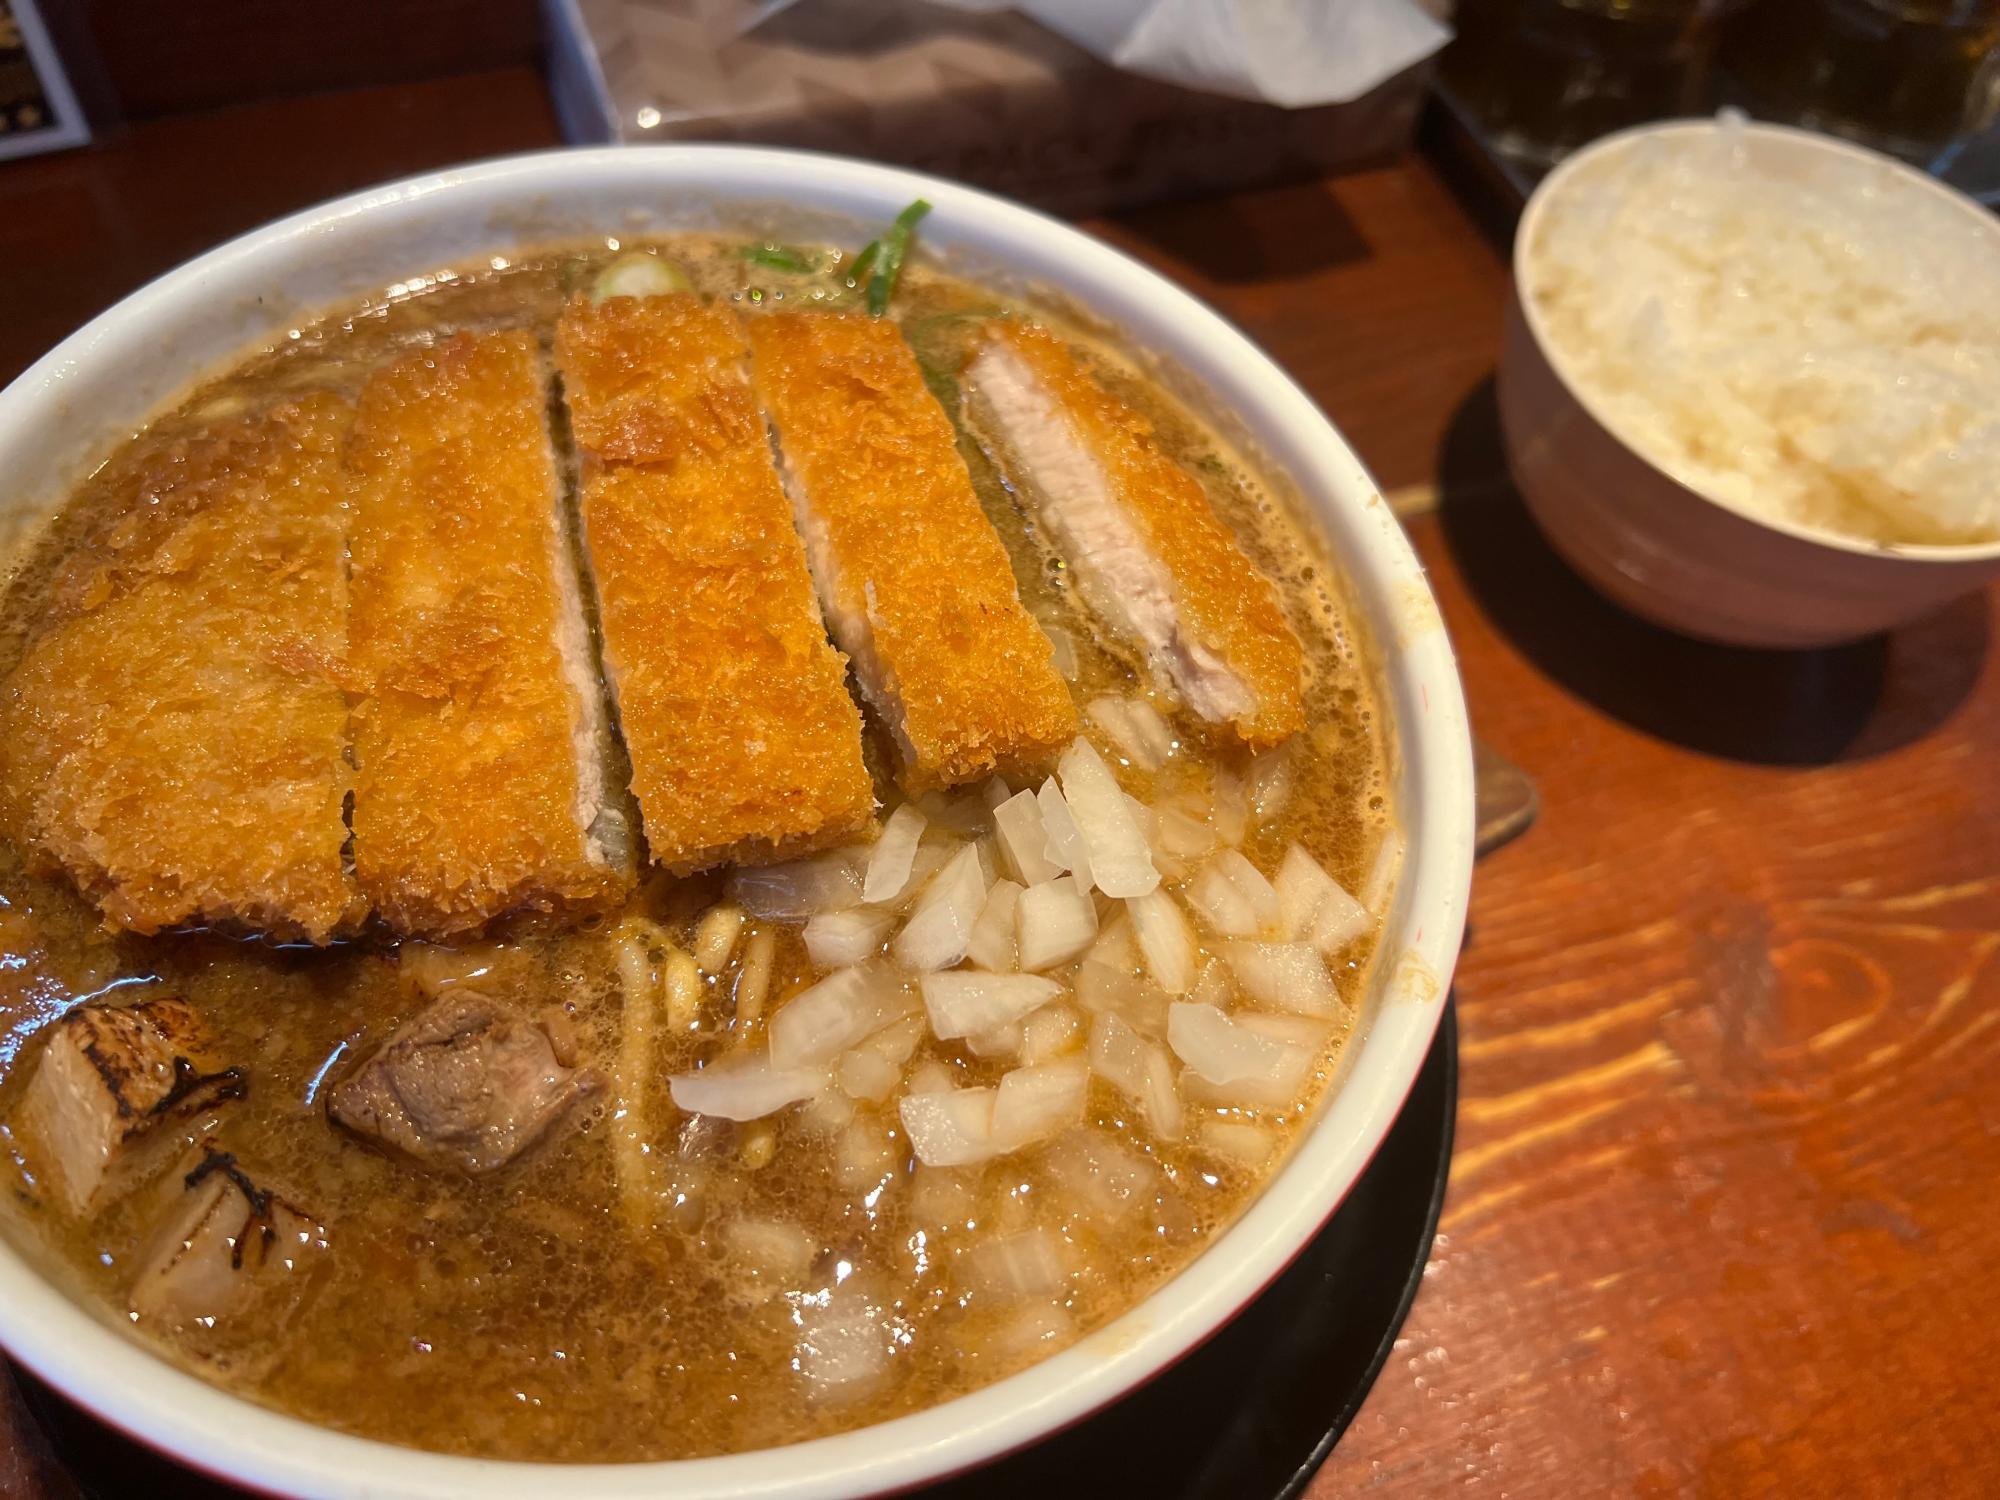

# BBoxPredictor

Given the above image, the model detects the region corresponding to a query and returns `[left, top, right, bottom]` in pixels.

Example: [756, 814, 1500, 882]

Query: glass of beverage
[1442, 0, 1718, 167]
[1721, 0, 2000, 165]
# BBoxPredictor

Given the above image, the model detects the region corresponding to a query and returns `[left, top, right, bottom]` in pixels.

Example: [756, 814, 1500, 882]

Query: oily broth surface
[0, 237, 1394, 1460]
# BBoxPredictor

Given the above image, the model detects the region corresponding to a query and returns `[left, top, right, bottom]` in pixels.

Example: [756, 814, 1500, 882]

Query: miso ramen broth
[0, 232, 1395, 1461]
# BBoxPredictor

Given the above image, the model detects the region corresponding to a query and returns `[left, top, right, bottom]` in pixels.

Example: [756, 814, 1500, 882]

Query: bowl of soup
[0, 147, 1473, 1496]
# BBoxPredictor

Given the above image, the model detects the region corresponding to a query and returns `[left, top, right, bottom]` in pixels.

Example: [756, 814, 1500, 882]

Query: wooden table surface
[3, 65, 1995, 1500]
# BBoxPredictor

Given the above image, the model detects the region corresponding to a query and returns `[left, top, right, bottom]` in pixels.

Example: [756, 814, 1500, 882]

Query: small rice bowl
[1526, 113, 2000, 549]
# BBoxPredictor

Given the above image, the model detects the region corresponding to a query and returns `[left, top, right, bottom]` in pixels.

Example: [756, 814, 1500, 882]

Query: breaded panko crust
[0, 396, 361, 941]
[347, 331, 630, 936]
[555, 294, 873, 869]
[982, 322, 1306, 745]
[747, 312, 1076, 789]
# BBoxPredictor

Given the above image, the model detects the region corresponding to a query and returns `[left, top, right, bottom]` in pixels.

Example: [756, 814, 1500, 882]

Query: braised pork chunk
[328, 992, 599, 1174]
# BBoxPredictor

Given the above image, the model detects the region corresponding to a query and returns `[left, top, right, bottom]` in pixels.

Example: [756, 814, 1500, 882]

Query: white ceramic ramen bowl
[1502, 119, 2000, 650]
[0, 146, 1473, 1499]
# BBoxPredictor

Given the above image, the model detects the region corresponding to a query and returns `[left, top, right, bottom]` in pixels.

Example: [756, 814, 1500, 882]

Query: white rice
[1528, 115, 2000, 548]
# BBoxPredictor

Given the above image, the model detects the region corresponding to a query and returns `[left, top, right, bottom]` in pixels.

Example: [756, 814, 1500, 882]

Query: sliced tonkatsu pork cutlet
[347, 331, 634, 937]
[13, 995, 245, 1215]
[747, 311, 1077, 790]
[962, 322, 1307, 746]
[554, 291, 873, 871]
[0, 397, 360, 941]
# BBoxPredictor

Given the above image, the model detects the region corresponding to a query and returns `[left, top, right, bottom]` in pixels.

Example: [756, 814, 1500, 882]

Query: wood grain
[0, 64, 1995, 1498]
[1088, 167, 1513, 495]
[1320, 496, 2000, 1498]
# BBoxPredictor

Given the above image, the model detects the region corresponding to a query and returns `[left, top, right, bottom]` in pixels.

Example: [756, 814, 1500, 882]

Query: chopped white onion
[910, 1163, 979, 1228]
[1186, 849, 1279, 938]
[1184, 856, 1264, 940]
[1020, 1003, 1084, 1064]
[1247, 744, 1294, 825]
[1211, 767, 1249, 846]
[1124, 794, 1157, 847]
[835, 1048, 900, 1102]
[1189, 958, 1234, 1010]
[1088, 1012, 1182, 1139]
[1126, 887, 1196, 995]
[803, 907, 895, 970]
[1140, 1041, 1183, 1139]
[861, 1012, 925, 1067]
[907, 1058, 960, 1096]
[991, 1057, 1089, 1149]
[730, 850, 864, 919]
[1075, 958, 1167, 1034]
[965, 1021, 1025, 1059]
[1150, 849, 1189, 884]
[1086, 914, 1140, 971]
[834, 1120, 899, 1189]
[1273, 843, 1373, 956]
[1154, 807, 1215, 888]
[921, 971, 1063, 1040]
[899, 1087, 998, 1167]
[722, 1218, 816, 1281]
[1041, 621, 1079, 681]
[892, 843, 989, 972]
[1158, 804, 1214, 857]
[1087, 1009, 1147, 1096]
[1185, 863, 1253, 937]
[1220, 849, 1281, 925]
[891, 841, 958, 913]
[862, 803, 927, 903]
[669, 1053, 825, 1120]
[1221, 940, 1340, 1017]
[1361, 829, 1404, 915]
[1015, 876, 1098, 972]
[1126, 699, 1176, 765]
[1166, 1002, 1313, 1106]
[1036, 778, 1092, 891]
[795, 1287, 893, 1401]
[963, 1228, 1068, 1298]
[971, 835, 999, 887]
[798, 1084, 857, 1136]
[914, 787, 990, 836]
[1086, 697, 1161, 771]
[1041, 1129, 1158, 1224]
[1234, 1010, 1331, 1049]
[1057, 739, 1159, 899]
[993, 790, 1059, 886]
[966, 878, 1022, 973]
[769, 964, 917, 1069]
[1199, 1119, 1275, 1168]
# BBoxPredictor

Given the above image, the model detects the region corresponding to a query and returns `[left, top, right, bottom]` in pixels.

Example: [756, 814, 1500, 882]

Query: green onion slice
[865, 199, 932, 317]
[740, 243, 821, 274]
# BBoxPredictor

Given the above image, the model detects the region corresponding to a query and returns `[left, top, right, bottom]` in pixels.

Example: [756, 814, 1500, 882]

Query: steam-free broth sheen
[0, 233, 1395, 1461]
